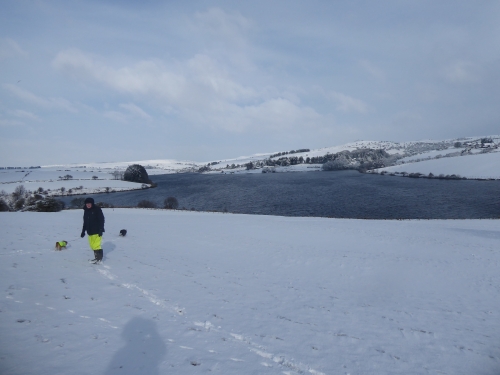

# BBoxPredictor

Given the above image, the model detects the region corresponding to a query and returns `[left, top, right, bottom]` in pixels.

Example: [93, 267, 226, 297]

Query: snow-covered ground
[1, 136, 499, 198]
[0, 168, 148, 196]
[43, 159, 199, 175]
[376, 151, 500, 180]
[201, 136, 500, 178]
[0, 160, 198, 196]
[1, 209, 500, 374]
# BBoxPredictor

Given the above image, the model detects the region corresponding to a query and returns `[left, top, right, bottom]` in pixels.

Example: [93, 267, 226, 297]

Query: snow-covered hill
[0, 159, 200, 195]
[203, 136, 500, 178]
[376, 151, 500, 180]
[1, 209, 499, 374]
[1, 135, 498, 200]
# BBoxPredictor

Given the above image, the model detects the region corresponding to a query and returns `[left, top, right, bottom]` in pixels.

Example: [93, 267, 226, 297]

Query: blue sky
[1, 0, 499, 165]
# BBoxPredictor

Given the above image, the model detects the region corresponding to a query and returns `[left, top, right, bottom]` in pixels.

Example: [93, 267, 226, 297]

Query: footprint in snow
[35, 335, 50, 343]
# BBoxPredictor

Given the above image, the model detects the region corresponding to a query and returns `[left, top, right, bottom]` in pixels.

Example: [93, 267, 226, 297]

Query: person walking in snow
[81, 197, 105, 264]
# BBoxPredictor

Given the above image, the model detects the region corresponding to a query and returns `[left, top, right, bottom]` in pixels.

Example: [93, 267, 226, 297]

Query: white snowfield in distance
[0, 160, 201, 195]
[1, 209, 499, 374]
[1, 135, 499, 196]
[0, 167, 147, 195]
[376, 151, 500, 180]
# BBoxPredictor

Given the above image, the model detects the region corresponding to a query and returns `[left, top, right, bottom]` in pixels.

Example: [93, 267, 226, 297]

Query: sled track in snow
[95, 264, 326, 375]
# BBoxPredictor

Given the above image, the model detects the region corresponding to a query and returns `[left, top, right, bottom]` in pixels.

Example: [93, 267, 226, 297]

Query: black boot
[90, 249, 103, 264]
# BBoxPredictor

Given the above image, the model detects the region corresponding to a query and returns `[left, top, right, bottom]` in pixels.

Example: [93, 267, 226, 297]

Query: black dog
[120, 229, 127, 237]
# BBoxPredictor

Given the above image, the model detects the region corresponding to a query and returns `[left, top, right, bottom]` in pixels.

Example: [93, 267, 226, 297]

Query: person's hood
[83, 197, 95, 210]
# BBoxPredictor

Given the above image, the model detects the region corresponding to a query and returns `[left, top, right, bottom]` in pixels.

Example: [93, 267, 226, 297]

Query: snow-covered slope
[200, 135, 500, 178]
[43, 159, 199, 175]
[0, 167, 147, 196]
[377, 151, 500, 179]
[0, 160, 199, 197]
[1, 136, 498, 198]
[1, 209, 500, 374]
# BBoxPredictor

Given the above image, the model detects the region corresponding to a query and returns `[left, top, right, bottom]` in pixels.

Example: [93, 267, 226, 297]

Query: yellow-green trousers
[88, 234, 102, 250]
[88, 234, 103, 261]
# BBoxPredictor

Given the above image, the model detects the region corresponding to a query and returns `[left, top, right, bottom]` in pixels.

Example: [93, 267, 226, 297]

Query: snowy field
[377, 151, 500, 180]
[1, 209, 500, 374]
[1, 137, 499, 197]
[215, 150, 500, 178]
[0, 160, 200, 196]
[0, 167, 147, 196]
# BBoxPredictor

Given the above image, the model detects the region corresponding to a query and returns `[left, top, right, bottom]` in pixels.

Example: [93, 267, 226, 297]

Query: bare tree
[164, 197, 179, 209]
[111, 170, 123, 180]
[12, 185, 26, 200]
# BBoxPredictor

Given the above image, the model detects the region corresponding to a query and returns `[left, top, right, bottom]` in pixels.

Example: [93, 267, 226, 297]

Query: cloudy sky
[1, 1, 499, 165]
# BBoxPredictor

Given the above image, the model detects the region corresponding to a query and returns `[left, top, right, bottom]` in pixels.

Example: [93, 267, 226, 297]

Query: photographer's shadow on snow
[102, 242, 116, 261]
[104, 317, 166, 375]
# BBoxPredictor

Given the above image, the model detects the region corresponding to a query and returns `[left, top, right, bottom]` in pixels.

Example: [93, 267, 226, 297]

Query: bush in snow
[198, 165, 211, 173]
[322, 156, 350, 171]
[0, 199, 9, 212]
[14, 198, 25, 211]
[124, 164, 151, 184]
[12, 185, 26, 200]
[71, 197, 86, 208]
[164, 197, 179, 209]
[25, 195, 37, 206]
[34, 198, 65, 212]
[137, 200, 157, 208]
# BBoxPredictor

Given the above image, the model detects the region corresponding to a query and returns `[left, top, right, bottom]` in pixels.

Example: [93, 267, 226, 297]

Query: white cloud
[391, 111, 423, 126]
[11, 109, 40, 121]
[104, 110, 128, 123]
[189, 97, 322, 133]
[242, 98, 322, 131]
[193, 7, 252, 47]
[0, 118, 24, 127]
[52, 49, 187, 100]
[329, 91, 367, 113]
[0, 38, 28, 61]
[119, 103, 152, 120]
[187, 54, 257, 102]
[3, 84, 77, 113]
[52, 48, 323, 132]
[359, 60, 385, 81]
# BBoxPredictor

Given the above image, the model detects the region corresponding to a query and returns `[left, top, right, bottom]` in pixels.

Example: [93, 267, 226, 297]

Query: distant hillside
[21, 134, 499, 179]
[199, 135, 500, 178]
